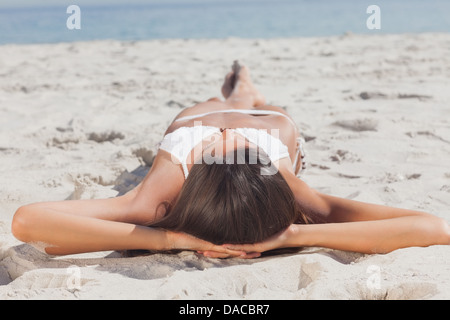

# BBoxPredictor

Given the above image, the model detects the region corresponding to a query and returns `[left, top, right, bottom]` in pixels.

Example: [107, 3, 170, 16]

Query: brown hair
[150, 147, 314, 245]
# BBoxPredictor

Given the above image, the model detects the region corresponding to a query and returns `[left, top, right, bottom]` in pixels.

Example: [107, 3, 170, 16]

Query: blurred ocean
[1, 0, 450, 45]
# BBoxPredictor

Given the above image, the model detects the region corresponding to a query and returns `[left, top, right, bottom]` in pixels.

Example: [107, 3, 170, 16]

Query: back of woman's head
[151, 147, 311, 245]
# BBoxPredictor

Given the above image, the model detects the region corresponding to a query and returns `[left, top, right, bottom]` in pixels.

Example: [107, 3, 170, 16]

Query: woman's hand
[194, 225, 299, 259]
[165, 230, 255, 259]
[165, 225, 300, 259]
[222, 225, 298, 257]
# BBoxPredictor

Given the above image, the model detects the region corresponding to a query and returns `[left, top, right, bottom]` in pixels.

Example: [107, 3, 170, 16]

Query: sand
[0, 33, 449, 299]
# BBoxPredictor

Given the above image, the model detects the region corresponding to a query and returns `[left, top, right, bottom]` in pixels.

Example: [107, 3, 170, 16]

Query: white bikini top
[159, 125, 290, 179]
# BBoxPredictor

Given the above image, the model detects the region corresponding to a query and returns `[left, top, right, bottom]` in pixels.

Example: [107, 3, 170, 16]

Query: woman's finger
[200, 250, 261, 259]
[223, 244, 259, 253]
[202, 251, 232, 259]
[201, 248, 246, 258]
[240, 252, 262, 259]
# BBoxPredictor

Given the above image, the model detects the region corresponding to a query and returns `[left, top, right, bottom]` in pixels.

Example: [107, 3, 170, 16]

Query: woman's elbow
[425, 216, 450, 246]
[436, 218, 450, 245]
[11, 205, 34, 242]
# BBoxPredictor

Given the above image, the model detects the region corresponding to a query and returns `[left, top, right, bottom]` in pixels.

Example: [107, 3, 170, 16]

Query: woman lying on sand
[11, 62, 450, 258]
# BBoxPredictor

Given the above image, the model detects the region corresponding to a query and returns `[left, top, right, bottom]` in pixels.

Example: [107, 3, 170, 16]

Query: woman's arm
[293, 179, 450, 253]
[225, 215, 450, 255]
[10, 182, 157, 255]
[290, 216, 450, 254]
[11, 204, 169, 255]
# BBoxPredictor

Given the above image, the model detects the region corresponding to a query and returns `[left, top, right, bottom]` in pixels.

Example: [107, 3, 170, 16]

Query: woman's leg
[170, 64, 267, 121]
[221, 64, 266, 109]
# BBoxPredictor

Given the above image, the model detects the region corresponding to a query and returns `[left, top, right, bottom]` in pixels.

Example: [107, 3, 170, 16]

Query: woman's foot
[221, 61, 242, 98]
[221, 71, 236, 100]
[221, 62, 266, 107]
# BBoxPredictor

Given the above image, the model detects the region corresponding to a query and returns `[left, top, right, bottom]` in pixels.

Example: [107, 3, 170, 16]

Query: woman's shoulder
[140, 152, 184, 194]
[129, 153, 184, 224]
[282, 171, 331, 223]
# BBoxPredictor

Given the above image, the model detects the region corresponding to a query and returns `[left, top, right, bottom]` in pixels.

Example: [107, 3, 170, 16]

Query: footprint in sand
[356, 281, 437, 300]
[375, 172, 422, 184]
[332, 118, 378, 132]
[405, 131, 450, 144]
[166, 100, 186, 109]
[330, 149, 361, 163]
[87, 131, 125, 143]
[359, 91, 432, 101]
[133, 148, 155, 167]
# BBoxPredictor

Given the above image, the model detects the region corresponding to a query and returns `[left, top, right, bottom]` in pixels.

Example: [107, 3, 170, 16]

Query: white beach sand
[0, 33, 449, 299]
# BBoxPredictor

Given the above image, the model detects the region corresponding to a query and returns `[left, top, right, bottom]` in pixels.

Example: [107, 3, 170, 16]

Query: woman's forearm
[12, 205, 168, 255]
[290, 216, 450, 254]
